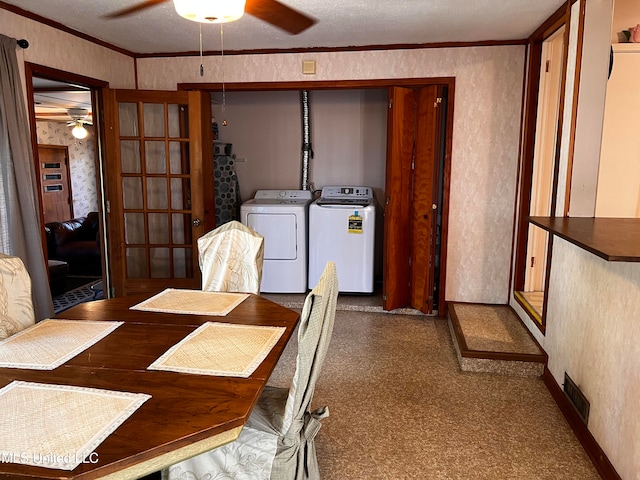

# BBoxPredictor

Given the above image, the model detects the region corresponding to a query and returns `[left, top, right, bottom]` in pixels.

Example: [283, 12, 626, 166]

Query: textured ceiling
[5, 0, 565, 54]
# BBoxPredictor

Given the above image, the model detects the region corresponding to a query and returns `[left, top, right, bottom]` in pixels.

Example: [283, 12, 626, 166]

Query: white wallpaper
[36, 121, 98, 218]
[138, 45, 526, 304]
[0, 9, 135, 89]
[545, 238, 640, 480]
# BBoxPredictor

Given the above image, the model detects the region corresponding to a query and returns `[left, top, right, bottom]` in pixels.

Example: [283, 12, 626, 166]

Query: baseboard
[542, 367, 621, 480]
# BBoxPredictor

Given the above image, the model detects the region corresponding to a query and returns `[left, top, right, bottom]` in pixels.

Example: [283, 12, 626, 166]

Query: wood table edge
[98, 425, 243, 479]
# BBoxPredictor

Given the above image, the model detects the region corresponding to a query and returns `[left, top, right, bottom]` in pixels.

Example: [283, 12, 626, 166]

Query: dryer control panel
[254, 190, 313, 201]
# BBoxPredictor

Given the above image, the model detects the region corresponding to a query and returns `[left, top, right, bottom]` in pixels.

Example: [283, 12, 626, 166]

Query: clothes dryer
[240, 190, 313, 293]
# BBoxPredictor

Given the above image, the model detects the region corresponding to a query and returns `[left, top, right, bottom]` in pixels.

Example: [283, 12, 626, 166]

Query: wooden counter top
[529, 217, 640, 262]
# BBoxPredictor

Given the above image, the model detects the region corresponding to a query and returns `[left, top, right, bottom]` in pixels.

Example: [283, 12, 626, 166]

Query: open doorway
[25, 64, 108, 310]
[515, 24, 566, 328]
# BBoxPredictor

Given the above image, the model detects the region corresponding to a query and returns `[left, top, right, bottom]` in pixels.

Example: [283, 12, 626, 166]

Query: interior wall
[610, 0, 640, 43]
[568, 0, 614, 217]
[212, 90, 301, 199]
[545, 238, 640, 480]
[595, 0, 640, 217]
[595, 45, 640, 217]
[140, 45, 525, 304]
[36, 121, 98, 218]
[0, 9, 135, 89]
[212, 89, 387, 202]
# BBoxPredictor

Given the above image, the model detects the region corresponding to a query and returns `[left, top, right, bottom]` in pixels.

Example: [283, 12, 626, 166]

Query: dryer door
[246, 213, 297, 260]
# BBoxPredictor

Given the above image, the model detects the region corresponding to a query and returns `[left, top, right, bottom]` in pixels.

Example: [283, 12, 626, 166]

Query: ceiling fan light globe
[72, 123, 88, 139]
[173, 0, 246, 23]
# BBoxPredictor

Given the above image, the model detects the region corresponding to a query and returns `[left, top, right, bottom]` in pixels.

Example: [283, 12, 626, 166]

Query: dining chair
[197, 220, 265, 295]
[164, 261, 339, 480]
[0, 253, 35, 340]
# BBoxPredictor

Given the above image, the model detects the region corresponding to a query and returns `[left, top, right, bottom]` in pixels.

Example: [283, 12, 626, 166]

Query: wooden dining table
[0, 293, 300, 480]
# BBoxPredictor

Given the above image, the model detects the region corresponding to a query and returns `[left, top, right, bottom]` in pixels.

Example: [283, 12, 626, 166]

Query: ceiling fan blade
[103, 0, 169, 19]
[245, 0, 316, 35]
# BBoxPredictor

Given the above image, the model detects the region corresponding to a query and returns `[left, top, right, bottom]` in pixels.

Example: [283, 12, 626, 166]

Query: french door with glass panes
[103, 89, 213, 297]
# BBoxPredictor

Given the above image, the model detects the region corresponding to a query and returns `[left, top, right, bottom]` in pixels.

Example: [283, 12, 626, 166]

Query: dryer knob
[278, 191, 287, 197]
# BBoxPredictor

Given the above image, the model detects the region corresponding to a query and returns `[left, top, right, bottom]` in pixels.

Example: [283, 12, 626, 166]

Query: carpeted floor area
[268, 309, 599, 480]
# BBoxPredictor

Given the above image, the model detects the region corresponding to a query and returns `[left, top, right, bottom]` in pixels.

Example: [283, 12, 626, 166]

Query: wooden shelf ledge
[529, 217, 640, 262]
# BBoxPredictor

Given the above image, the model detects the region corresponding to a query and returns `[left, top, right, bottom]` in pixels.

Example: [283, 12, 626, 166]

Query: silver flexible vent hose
[300, 90, 313, 191]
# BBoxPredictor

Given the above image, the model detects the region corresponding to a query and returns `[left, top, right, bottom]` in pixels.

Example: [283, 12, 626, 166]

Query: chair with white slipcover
[164, 261, 339, 480]
[0, 253, 35, 340]
[197, 221, 264, 295]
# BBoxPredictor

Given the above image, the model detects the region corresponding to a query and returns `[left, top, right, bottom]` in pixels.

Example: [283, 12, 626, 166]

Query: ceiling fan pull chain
[220, 24, 228, 126]
[199, 23, 204, 77]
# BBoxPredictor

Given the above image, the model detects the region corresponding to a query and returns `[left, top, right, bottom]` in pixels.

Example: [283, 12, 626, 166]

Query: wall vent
[563, 372, 590, 426]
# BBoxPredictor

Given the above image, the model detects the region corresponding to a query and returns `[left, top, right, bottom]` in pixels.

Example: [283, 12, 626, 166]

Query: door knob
[192, 218, 201, 227]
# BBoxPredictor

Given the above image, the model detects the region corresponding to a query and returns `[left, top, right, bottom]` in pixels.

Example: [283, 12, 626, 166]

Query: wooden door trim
[431, 85, 450, 315]
[24, 63, 108, 275]
[179, 77, 456, 92]
[103, 88, 125, 296]
[436, 81, 454, 317]
[180, 77, 453, 315]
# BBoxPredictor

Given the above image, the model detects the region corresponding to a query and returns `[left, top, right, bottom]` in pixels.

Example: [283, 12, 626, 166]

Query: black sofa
[45, 212, 102, 276]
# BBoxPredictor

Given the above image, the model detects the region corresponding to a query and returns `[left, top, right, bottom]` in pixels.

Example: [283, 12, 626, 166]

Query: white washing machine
[240, 190, 313, 293]
[308, 186, 376, 293]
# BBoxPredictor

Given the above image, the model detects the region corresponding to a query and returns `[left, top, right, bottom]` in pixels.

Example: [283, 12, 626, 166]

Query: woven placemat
[130, 289, 249, 316]
[148, 322, 285, 377]
[0, 320, 122, 370]
[0, 381, 150, 470]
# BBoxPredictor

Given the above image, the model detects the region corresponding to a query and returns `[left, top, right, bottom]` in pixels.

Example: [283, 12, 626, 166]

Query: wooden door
[383, 87, 415, 311]
[410, 86, 439, 312]
[37, 145, 73, 223]
[103, 89, 214, 297]
[383, 86, 440, 314]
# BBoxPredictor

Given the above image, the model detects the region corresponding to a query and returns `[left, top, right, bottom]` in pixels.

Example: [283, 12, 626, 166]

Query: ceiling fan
[104, 0, 316, 35]
[67, 108, 92, 139]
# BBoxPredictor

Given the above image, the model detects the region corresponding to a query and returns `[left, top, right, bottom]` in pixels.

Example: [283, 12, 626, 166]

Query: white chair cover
[0, 253, 35, 340]
[165, 262, 339, 480]
[198, 221, 264, 295]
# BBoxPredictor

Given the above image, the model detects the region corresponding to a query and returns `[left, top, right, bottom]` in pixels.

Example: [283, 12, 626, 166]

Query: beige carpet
[451, 303, 543, 355]
[268, 310, 599, 480]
